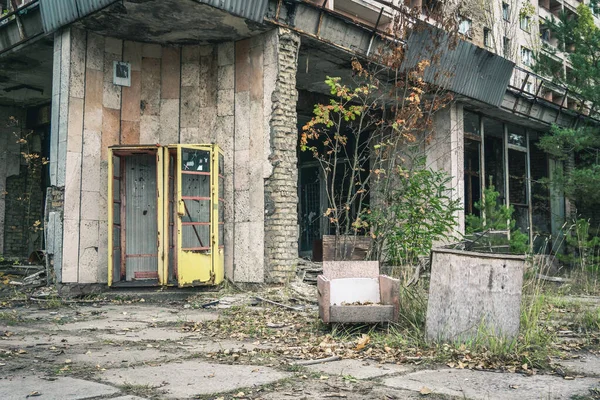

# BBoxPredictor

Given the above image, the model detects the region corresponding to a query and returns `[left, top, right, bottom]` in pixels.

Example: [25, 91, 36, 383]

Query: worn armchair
[317, 261, 400, 323]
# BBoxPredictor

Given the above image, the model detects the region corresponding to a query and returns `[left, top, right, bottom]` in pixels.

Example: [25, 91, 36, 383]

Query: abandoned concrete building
[0, 0, 595, 287]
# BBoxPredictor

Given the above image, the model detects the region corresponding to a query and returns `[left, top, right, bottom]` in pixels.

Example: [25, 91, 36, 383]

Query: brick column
[264, 28, 300, 283]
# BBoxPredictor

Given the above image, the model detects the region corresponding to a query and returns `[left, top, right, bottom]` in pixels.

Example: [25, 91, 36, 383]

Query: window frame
[458, 16, 472, 37]
[502, 2, 510, 21]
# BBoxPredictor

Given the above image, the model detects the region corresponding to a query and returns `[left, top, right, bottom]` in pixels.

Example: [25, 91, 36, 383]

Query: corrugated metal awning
[40, 0, 269, 34]
[403, 26, 515, 108]
[194, 0, 269, 23]
[39, 0, 116, 33]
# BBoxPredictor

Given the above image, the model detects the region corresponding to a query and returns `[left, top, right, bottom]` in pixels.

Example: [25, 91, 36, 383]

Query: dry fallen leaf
[419, 387, 432, 395]
[355, 334, 370, 351]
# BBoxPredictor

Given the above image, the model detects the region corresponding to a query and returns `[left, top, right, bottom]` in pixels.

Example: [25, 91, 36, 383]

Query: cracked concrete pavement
[1, 300, 599, 399]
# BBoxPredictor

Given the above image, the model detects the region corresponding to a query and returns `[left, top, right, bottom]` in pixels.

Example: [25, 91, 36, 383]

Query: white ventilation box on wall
[113, 61, 131, 87]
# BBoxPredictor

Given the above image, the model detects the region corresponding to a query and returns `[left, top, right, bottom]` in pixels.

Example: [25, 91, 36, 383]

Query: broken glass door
[108, 147, 162, 285]
[176, 145, 214, 286]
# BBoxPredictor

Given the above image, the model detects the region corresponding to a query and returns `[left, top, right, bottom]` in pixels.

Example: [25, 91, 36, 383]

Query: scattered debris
[292, 356, 342, 366]
[255, 296, 303, 312]
[297, 258, 322, 285]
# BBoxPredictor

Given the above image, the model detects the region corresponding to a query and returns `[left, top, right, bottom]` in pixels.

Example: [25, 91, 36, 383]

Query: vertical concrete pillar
[264, 28, 301, 283]
[61, 27, 87, 283]
[80, 32, 105, 283]
[428, 103, 464, 237]
[216, 42, 235, 280]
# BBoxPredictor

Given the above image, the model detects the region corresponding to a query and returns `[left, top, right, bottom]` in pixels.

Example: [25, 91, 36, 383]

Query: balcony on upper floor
[539, 0, 563, 18]
[0, 0, 43, 54]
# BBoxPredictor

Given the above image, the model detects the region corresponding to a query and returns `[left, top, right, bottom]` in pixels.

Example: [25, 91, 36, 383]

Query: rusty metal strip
[181, 171, 211, 176]
[512, 72, 530, 113]
[183, 200, 205, 248]
[119, 157, 127, 281]
[367, 7, 384, 56]
[555, 88, 568, 123]
[10, 0, 26, 40]
[134, 271, 158, 279]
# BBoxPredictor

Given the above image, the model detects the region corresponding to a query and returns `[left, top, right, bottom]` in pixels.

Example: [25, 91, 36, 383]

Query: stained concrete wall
[426, 248, 525, 341]
[51, 26, 298, 284]
[0, 107, 26, 255]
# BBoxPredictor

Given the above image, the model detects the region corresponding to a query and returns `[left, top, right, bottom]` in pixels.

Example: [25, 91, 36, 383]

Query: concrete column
[427, 103, 464, 237]
[264, 28, 301, 283]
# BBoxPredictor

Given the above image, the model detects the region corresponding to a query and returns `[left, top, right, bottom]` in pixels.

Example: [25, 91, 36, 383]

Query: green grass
[0, 311, 19, 325]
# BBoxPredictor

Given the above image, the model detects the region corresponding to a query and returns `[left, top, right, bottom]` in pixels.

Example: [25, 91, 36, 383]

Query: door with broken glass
[108, 144, 224, 287]
[108, 147, 163, 286]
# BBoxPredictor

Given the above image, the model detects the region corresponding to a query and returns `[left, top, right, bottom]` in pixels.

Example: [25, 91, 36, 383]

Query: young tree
[535, 3, 600, 211]
[301, 4, 461, 265]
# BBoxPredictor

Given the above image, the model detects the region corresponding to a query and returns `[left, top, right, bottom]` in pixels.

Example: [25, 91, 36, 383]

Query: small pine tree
[465, 185, 529, 254]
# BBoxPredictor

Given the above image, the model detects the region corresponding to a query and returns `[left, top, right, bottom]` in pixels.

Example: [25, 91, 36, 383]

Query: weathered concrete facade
[0, 0, 590, 287]
[47, 25, 300, 284]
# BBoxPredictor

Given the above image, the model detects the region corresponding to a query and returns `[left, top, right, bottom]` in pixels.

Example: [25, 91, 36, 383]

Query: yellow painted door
[176, 145, 214, 286]
[213, 147, 224, 284]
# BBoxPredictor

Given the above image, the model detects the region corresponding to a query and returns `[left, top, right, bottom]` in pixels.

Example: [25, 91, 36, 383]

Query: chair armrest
[379, 275, 400, 322]
[317, 275, 331, 323]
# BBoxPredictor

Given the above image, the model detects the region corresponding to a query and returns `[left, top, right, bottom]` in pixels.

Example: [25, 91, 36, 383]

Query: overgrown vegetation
[533, 1, 600, 289]
[465, 186, 529, 254]
[301, 4, 461, 266]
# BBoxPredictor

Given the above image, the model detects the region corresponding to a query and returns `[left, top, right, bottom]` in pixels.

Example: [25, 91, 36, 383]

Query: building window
[503, 36, 510, 57]
[459, 17, 472, 36]
[520, 15, 530, 31]
[521, 46, 533, 66]
[502, 2, 510, 21]
[540, 26, 550, 42]
[483, 27, 491, 48]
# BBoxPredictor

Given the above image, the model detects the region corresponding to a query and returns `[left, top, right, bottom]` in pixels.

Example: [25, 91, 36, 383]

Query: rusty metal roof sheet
[39, 0, 116, 33]
[403, 27, 515, 108]
[194, 0, 269, 22]
[40, 0, 268, 34]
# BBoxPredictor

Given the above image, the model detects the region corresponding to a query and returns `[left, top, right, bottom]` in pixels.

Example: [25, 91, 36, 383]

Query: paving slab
[106, 396, 148, 400]
[383, 368, 600, 400]
[89, 305, 218, 323]
[175, 339, 271, 354]
[99, 360, 289, 398]
[48, 320, 148, 332]
[0, 333, 96, 348]
[555, 354, 600, 377]
[99, 327, 194, 342]
[306, 359, 409, 380]
[0, 376, 120, 400]
[58, 347, 175, 368]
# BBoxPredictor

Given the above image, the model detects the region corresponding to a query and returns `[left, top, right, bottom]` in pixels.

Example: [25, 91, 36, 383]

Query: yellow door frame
[108, 144, 223, 287]
[107, 146, 165, 286]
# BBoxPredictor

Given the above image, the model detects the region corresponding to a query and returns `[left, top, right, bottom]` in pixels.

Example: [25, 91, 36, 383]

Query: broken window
[483, 27, 491, 48]
[464, 111, 559, 250]
[464, 111, 482, 215]
[458, 17, 472, 36]
[483, 117, 506, 201]
[502, 2, 510, 21]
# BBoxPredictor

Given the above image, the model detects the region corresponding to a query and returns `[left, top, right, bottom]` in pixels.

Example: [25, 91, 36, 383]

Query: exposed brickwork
[45, 186, 64, 282]
[264, 28, 300, 283]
